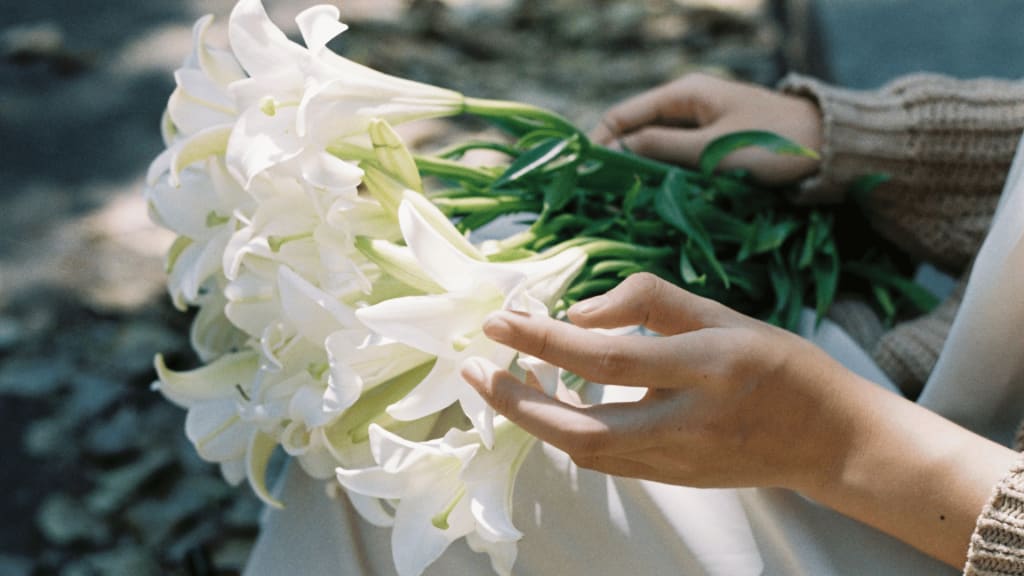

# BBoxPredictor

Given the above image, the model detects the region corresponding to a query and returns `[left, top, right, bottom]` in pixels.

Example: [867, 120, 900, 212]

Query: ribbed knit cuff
[778, 73, 914, 205]
[965, 458, 1024, 576]
[779, 73, 1024, 271]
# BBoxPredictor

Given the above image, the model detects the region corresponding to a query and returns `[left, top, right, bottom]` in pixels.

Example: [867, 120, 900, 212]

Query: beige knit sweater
[780, 73, 1024, 575]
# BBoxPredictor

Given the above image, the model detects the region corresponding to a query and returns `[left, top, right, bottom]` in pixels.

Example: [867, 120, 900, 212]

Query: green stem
[463, 97, 579, 136]
[575, 238, 674, 261]
[432, 196, 533, 213]
[492, 229, 538, 252]
[586, 144, 674, 178]
[415, 156, 496, 186]
[436, 141, 518, 160]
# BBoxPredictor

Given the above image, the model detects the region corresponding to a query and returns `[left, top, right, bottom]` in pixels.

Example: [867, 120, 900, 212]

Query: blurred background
[0, 0, 1022, 574]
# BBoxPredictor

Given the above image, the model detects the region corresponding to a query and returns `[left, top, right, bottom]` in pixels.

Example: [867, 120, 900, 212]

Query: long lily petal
[247, 430, 284, 509]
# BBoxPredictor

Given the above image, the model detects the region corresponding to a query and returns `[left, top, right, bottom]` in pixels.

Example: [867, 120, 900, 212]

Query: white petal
[391, 475, 467, 576]
[246, 430, 284, 508]
[190, 14, 245, 86]
[154, 350, 259, 407]
[167, 226, 232, 308]
[296, 445, 339, 479]
[174, 68, 234, 114]
[345, 491, 395, 527]
[335, 465, 407, 499]
[186, 400, 251, 461]
[399, 196, 523, 295]
[167, 87, 236, 136]
[288, 382, 335, 428]
[190, 292, 247, 363]
[385, 357, 463, 422]
[146, 167, 223, 240]
[228, 0, 306, 77]
[368, 423, 444, 472]
[170, 125, 232, 186]
[276, 266, 356, 345]
[517, 355, 560, 397]
[458, 383, 495, 449]
[301, 151, 363, 192]
[295, 4, 347, 54]
[465, 533, 518, 576]
[145, 146, 173, 186]
[357, 293, 493, 358]
[220, 457, 247, 486]
[334, 335, 433, 390]
[325, 353, 363, 416]
[226, 104, 303, 188]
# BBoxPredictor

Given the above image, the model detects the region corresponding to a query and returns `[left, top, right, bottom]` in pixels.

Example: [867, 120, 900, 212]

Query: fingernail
[570, 295, 606, 316]
[482, 312, 513, 342]
[460, 357, 486, 387]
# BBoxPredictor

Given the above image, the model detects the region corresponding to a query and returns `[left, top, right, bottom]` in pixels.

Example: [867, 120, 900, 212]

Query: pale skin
[460, 74, 1021, 568]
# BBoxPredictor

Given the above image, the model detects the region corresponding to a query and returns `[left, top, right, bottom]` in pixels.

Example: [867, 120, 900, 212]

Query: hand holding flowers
[461, 272, 1021, 568]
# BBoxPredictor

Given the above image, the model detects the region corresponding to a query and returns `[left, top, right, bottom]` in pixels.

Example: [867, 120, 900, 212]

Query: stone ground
[0, 1, 788, 574]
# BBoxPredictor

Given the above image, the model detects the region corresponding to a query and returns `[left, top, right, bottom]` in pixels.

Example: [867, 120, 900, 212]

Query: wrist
[800, 377, 1019, 567]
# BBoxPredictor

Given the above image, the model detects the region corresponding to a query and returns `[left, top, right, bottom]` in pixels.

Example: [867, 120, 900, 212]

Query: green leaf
[543, 166, 578, 214]
[699, 130, 819, 178]
[844, 261, 940, 313]
[622, 177, 645, 221]
[768, 256, 791, 320]
[494, 137, 571, 188]
[693, 203, 750, 244]
[872, 284, 897, 323]
[654, 170, 728, 286]
[812, 240, 840, 325]
[679, 248, 706, 286]
[850, 173, 892, 207]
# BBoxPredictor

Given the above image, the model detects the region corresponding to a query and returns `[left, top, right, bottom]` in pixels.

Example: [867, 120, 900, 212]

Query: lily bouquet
[146, 1, 933, 574]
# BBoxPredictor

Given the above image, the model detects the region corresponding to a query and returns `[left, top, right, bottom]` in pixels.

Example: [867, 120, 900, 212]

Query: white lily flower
[356, 195, 586, 447]
[337, 419, 533, 576]
[166, 13, 244, 140]
[223, 0, 463, 188]
[146, 155, 248, 310]
[153, 351, 260, 485]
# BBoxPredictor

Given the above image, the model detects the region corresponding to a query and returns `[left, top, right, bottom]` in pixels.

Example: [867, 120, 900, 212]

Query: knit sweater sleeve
[778, 73, 1024, 272]
[964, 454, 1024, 575]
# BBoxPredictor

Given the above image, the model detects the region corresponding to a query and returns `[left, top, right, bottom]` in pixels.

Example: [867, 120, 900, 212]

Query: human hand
[460, 272, 860, 493]
[461, 273, 1020, 567]
[591, 73, 823, 186]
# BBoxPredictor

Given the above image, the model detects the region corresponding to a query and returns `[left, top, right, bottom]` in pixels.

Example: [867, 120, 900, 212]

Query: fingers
[591, 74, 721, 145]
[616, 125, 708, 169]
[461, 358, 638, 456]
[483, 302, 733, 388]
[567, 272, 733, 335]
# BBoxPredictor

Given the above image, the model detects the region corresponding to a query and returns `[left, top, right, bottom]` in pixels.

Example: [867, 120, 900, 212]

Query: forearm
[800, 373, 1019, 567]
[780, 73, 1024, 271]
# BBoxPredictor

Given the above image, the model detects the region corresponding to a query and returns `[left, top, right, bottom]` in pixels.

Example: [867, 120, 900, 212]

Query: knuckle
[714, 329, 763, 379]
[594, 345, 631, 382]
[621, 272, 664, 325]
[487, 377, 518, 416]
[601, 108, 627, 136]
[622, 272, 661, 296]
